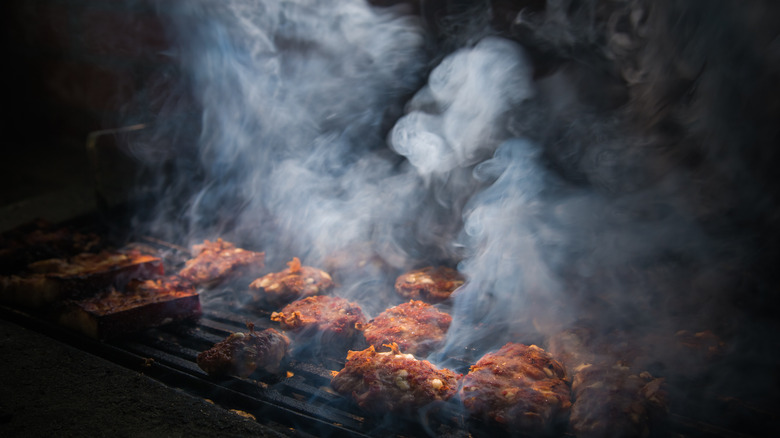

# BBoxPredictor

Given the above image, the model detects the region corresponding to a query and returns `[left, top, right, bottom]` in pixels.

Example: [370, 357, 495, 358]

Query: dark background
[1, 0, 180, 221]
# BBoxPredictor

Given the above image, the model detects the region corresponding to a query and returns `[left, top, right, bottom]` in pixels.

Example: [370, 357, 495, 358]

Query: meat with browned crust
[460, 343, 571, 434]
[547, 328, 669, 438]
[362, 300, 451, 357]
[331, 343, 460, 414]
[0, 218, 102, 274]
[197, 324, 290, 378]
[249, 257, 334, 306]
[0, 249, 163, 308]
[178, 239, 265, 286]
[568, 362, 667, 438]
[58, 275, 201, 340]
[394, 266, 464, 303]
[270, 295, 365, 341]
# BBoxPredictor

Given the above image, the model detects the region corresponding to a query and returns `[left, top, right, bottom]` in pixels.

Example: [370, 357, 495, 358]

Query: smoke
[390, 37, 534, 176]
[121, 0, 780, 402]
[125, 0, 433, 272]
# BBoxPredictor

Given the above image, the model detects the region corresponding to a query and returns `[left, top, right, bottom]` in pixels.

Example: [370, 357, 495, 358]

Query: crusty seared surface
[270, 295, 365, 340]
[1, 249, 163, 308]
[197, 326, 290, 377]
[568, 362, 667, 438]
[178, 239, 265, 286]
[547, 327, 668, 438]
[331, 343, 460, 414]
[362, 300, 451, 357]
[460, 343, 571, 434]
[394, 266, 464, 303]
[0, 218, 101, 274]
[250, 257, 333, 306]
[58, 275, 201, 340]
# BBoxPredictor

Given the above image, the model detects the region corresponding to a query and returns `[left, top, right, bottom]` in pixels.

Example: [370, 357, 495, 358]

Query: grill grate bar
[2, 294, 770, 438]
[120, 336, 372, 433]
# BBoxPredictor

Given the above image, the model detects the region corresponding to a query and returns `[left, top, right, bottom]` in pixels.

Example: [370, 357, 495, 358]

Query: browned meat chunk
[362, 300, 451, 357]
[249, 257, 334, 306]
[331, 343, 460, 414]
[270, 295, 365, 341]
[178, 238, 265, 286]
[0, 249, 163, 308]
[460, 343, 572, 434]
[197, 325, 290, 377]
[569, 363, 667, 438]
[394, 266, 464, 302]
[0, 218, 102, 274]
[58, 275, 201, 340]
[547, 328, 669, 438]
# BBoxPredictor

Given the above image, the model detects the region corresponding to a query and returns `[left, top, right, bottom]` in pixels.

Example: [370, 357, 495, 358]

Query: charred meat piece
[270, 295, 366, 341]
[197, 324, 290, 378]
[331, 343, 460, 414]
[0, 248, 163, 308]
[547, 328, 669, 438]
[569, 363, 667, 438]
[250, 257, 334, 306]
[362, 300, 452, 357]
[178, 238, 265, 286]
[395, 266, 464, 302]
[58, 275, 201, 340]
[460, 343, 571, 434]
[0, 218, 102, 274]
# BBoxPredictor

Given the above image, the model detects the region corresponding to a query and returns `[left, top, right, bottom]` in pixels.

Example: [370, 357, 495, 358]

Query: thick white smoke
[123, 1, 779, 397]
[158, 0, 432, 273]
[390, 37, 533, 176]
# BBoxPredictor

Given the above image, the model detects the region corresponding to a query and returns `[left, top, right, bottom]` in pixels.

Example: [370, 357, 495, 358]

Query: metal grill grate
[0, 224, 773, 438]
[2, 298, 773, 438]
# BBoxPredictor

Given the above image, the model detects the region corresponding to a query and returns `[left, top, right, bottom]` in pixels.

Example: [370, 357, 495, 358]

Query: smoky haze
[134, 0, 432, 273]
[123, 0, 779, 403]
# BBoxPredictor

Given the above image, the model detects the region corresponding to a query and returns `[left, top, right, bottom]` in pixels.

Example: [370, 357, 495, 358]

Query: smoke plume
[122, 0, 780, 404]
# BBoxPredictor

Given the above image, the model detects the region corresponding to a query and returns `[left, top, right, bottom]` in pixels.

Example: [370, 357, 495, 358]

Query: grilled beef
[568, 362, 667, 438]
[460, 343, 572, 434]
[270, 295, 366, 342]
[197, 324, 290, 377]
[547, 328, 668, 438]
[249, 257, 334, 307]
[331, 343, 460, 414]
[178, 238, 265, 286]
[395, 266, 464, 303]
[0, 248, 163, 308]
[58, 275, 201, 340]
[0, 218, 102, 274]
[362, 300, 451, 357]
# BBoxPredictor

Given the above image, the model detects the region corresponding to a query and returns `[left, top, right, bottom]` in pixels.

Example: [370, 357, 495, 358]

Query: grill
[0, 226, 774, 438]
[2, 141, 777, 437]
[5, 1, 780, 436]
[0, 300, 470, 437]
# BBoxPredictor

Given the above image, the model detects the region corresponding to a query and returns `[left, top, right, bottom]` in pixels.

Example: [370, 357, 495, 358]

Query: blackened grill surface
[1, 301, 774, 438]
